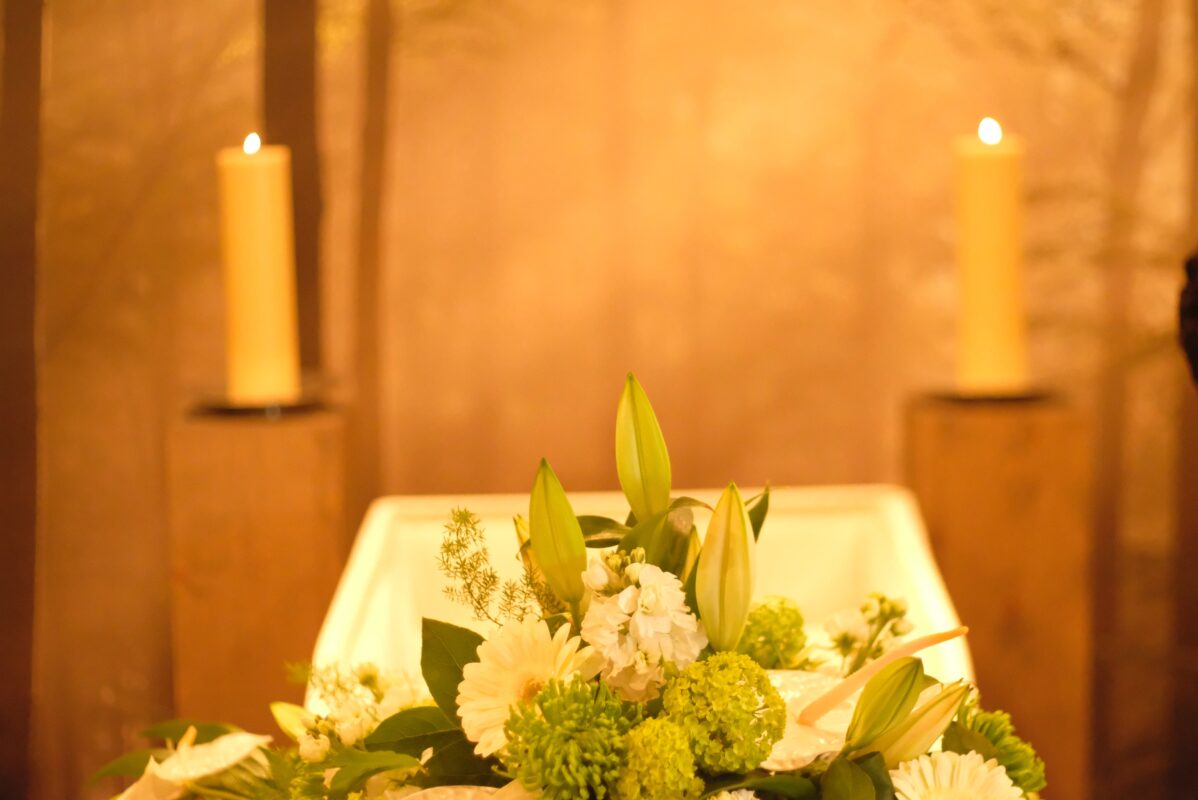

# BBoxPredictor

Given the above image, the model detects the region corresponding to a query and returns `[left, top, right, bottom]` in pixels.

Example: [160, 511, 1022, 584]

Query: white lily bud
[695, 483, 755, 651]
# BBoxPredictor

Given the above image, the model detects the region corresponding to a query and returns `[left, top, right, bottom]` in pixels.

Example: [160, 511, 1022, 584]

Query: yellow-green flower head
[502, 677, 641, 799]
[662, 652, 786, 775]
[964, 708, 1047, 795]
[616, 718, 705, 800]
[737, 597, 807, 670]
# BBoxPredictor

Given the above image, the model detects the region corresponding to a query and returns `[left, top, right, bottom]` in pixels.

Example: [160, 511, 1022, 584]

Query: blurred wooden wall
[322, 6, 1192, 792]
[30, 2, 257, 797]
[24, 1, 1197, 798]
[1, 1, 41, 797]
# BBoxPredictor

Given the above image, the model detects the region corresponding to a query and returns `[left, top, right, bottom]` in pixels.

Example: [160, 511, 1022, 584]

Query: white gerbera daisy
[891, 751, 1022, 800]
[456, 617, 600, 757]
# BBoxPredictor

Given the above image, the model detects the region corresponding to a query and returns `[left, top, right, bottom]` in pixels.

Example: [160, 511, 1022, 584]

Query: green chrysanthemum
[964, 708, 1047, 795]
[662, 652, 786, 775]
[736, 596, 807, 669]
[502, 677, 640, 799]
[615, 718, 704, 800]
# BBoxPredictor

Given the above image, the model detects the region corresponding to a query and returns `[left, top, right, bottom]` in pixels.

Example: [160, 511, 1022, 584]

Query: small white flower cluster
[825, 593, 913, 675]
[580, 555, 707, 701]
[299, 663, 430, 761]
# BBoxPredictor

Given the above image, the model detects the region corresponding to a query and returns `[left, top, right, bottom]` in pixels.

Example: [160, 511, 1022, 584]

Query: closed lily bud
[870, 680, 971, 767]
[268, 702, 310, 742]
[615, 373, 672, 523]
[842, 656, 925, 752]
[696, 483, 755, 651]
[513, 514, 537, 575]
[528, 459, 588, 612]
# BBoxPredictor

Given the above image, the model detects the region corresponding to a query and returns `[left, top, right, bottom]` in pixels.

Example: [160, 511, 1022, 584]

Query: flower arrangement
[101, 375, 1046, 800]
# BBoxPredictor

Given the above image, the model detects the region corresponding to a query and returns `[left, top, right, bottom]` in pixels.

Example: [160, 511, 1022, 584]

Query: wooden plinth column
[905, 395, 1093, 800]
[168, 409, 347, 733]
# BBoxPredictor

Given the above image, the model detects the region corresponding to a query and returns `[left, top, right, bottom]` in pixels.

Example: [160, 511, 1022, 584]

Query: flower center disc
[518, 678, 544, 702]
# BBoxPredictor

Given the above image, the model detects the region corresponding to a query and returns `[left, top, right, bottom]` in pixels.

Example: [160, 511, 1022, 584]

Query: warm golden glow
[977, 117, 1003, 146]
[242, 132, 262, 155]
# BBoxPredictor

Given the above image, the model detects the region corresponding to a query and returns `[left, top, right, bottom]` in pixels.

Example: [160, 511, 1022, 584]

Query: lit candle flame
[977, 117, 1003, 146]
[243, 132, 262, 155]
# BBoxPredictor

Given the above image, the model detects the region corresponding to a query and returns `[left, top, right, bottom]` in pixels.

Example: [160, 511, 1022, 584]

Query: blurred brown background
[3, 0, 1196, 798]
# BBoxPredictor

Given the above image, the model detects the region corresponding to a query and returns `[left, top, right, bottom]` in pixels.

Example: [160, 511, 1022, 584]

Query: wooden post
[167, 409, 347, 733]
[905, 395, 1093, 800]
[0, 2, 42, 794]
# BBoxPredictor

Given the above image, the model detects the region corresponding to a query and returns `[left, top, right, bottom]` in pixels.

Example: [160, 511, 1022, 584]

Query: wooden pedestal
[167, 409, 347, 733]
[905, 395, 1093, 800]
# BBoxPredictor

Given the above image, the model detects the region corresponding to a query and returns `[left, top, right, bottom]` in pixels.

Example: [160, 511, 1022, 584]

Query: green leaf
[615, 373, 672, 522]
[695, 483, 755, 651]
[578, 515, 629, 548]
[640, 507, 695, 577]
[669, 496, 713, 511]
[746, 484, 770, 540]
[852, 753, 895, 800]
[261, 748, 302, 794]
[823, 758, 878, 800]
[843, 657, 925, 752]
[326, 749, 420, 797]
[421, 618, 485, 720]
[89, 748, 171, 782]
[366, 705, 462, 756]
[138, 719, 240, 744]
[701, 771, 816, 798]
[942, 720, 999, 760]
[620, 509, 666, 553]
[529, 459, 588, 606]
[683, 552, 700, 618]
[421, 734, 506, 787]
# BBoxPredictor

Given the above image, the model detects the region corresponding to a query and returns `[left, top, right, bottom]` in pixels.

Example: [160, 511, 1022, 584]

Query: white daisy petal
[890, 751, 1022, 800]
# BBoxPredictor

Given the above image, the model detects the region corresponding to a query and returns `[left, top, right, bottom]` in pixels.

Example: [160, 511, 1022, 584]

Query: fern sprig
[438, 508, 541, 625]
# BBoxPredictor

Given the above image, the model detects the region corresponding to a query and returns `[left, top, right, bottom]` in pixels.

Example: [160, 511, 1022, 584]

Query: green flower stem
[569, 600, 583, 636]
[847, 618, 891, 674]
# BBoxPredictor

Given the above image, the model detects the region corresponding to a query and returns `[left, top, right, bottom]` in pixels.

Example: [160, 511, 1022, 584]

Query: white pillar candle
[216, 133, 302, 406]
[953, 117, 1029, 396]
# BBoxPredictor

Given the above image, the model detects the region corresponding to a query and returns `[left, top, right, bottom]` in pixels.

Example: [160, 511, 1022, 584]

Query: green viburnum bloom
[502, 677, 641, 799]
[964, 707, 1047, 795]
[662, 652, 786, 775]
[616, 718, 705, 800]
[736, 597, 807, 669]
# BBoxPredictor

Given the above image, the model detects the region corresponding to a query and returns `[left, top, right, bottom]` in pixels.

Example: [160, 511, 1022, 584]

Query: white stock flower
[583, 558, 614, 592]
[890, 751, 1022, 800]
[456, 617, 600, 757]
[298, 731, 331, 763]
[307, 663, 430, 747]
[580, 561, 707, 702]
[332, 696, 373, 746]
[710, 791, 758, 800]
